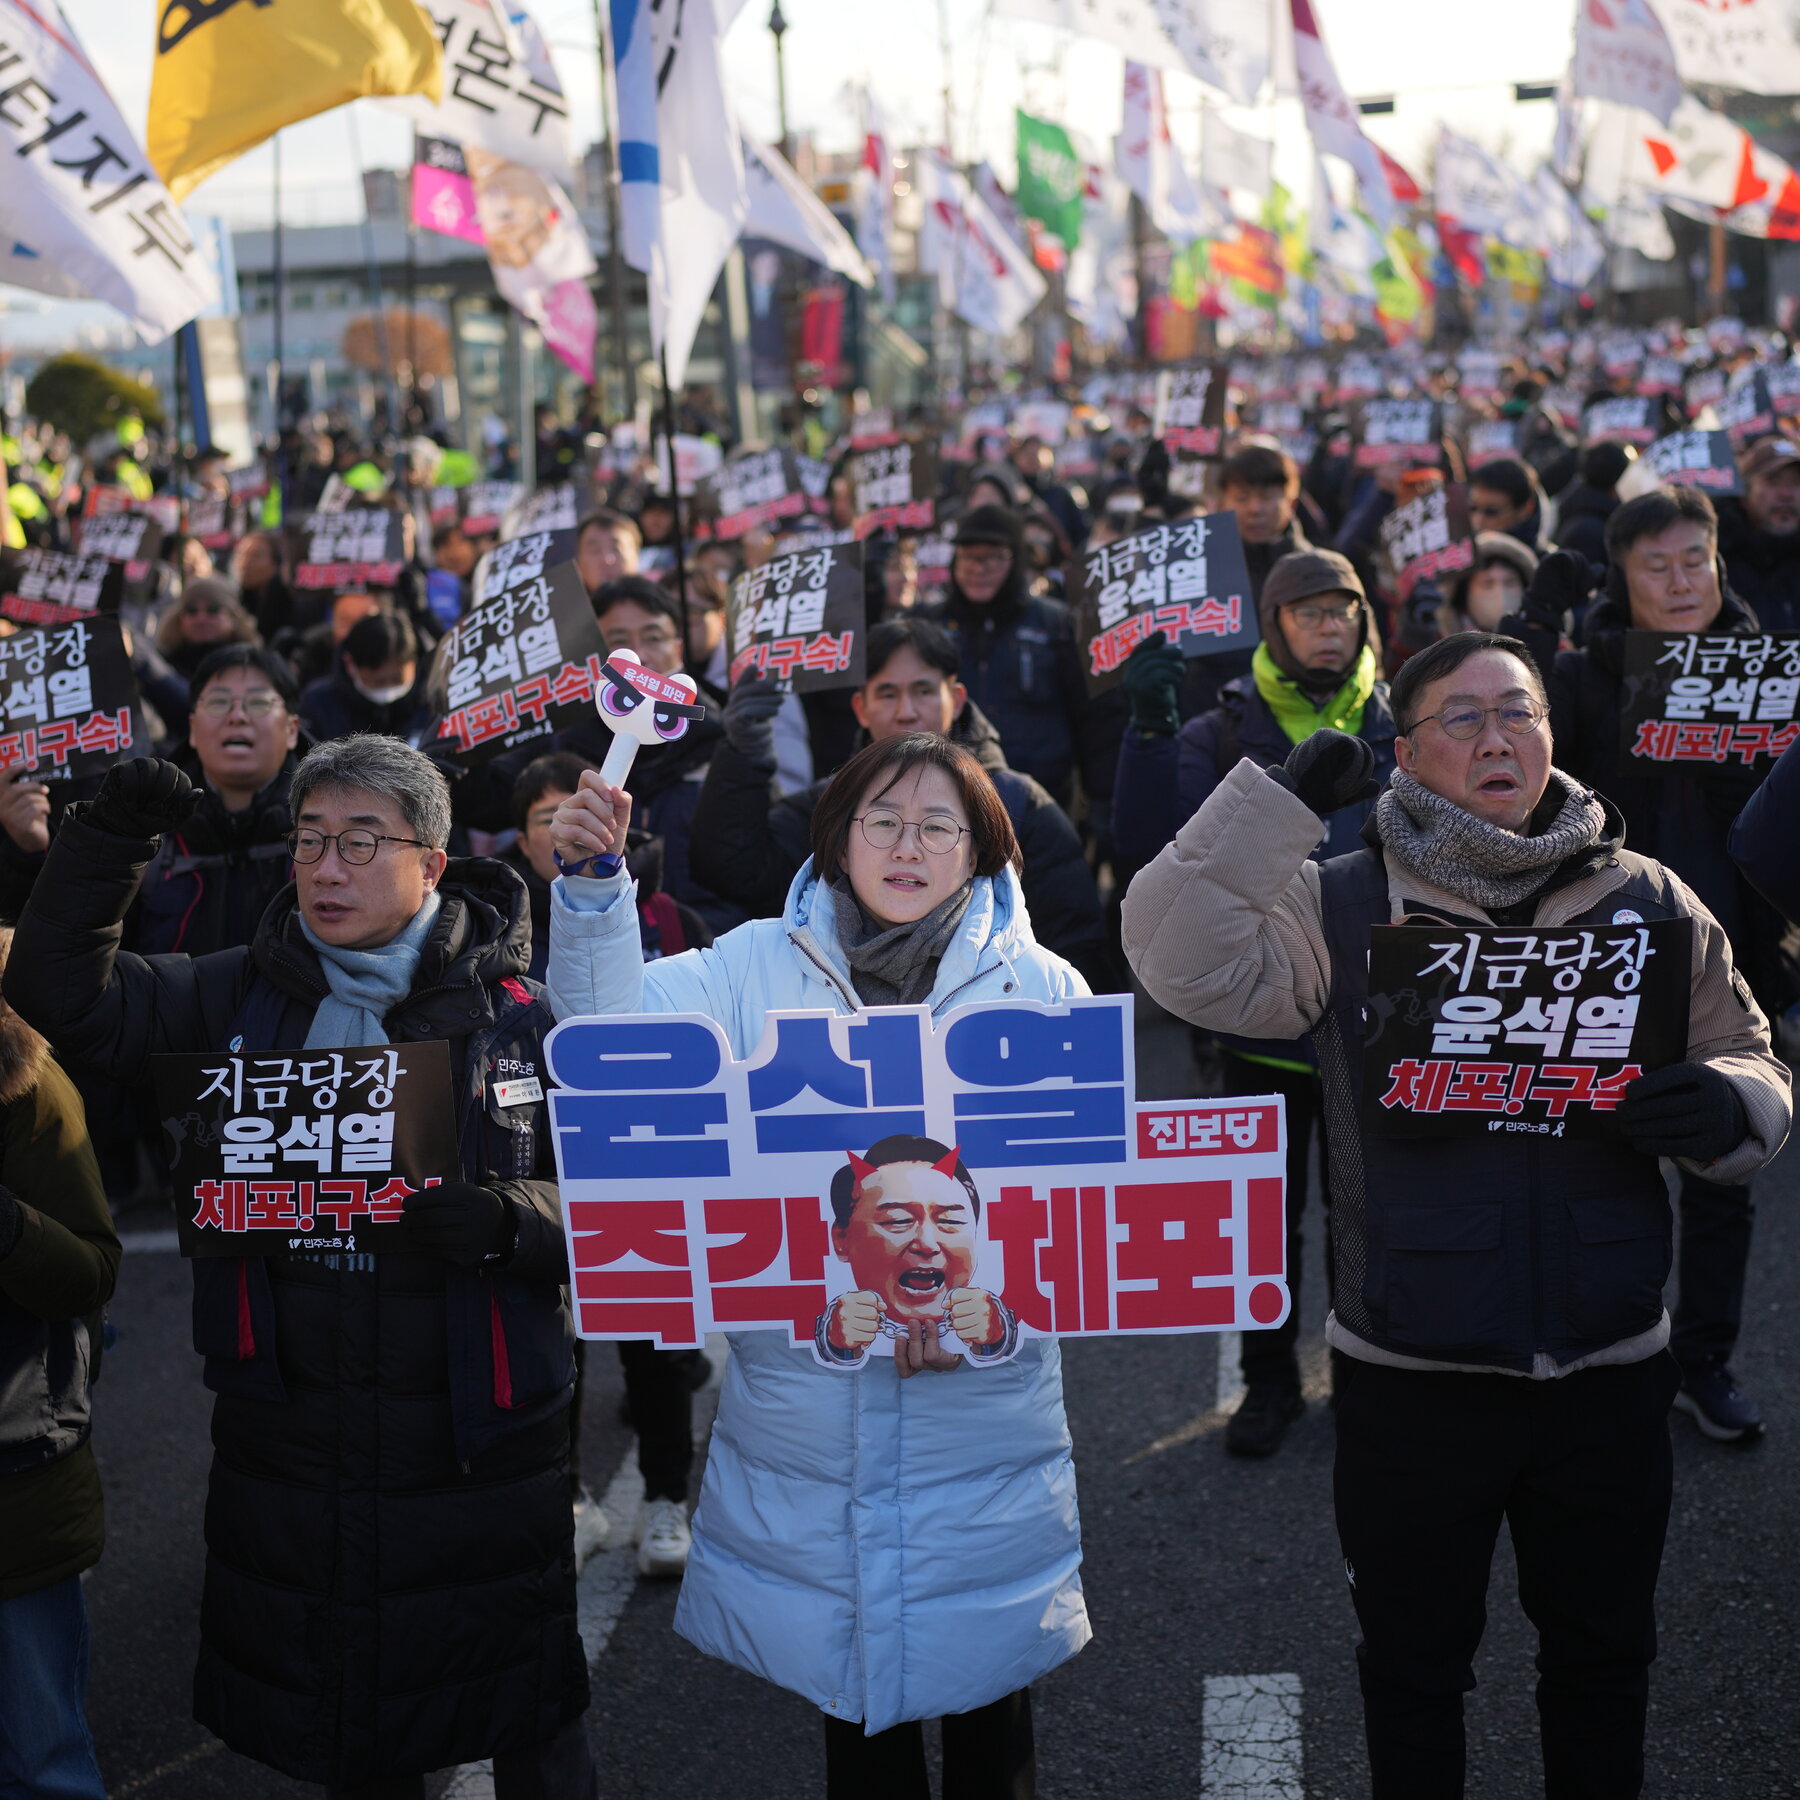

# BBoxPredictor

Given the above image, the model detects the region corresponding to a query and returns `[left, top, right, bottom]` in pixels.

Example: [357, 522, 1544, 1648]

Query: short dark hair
[577, 507, 641, 546]
[1219, 444, 1297, 493]
[864, 616, 960, 686]
[1577, 442, 1632, 492]
[190, 643, 299, 710]
[430, 520, 469, 552]
[341, 610, 418, 670]
[829, 1134, 981, 1230]
[1389, 631, 1546, 733]
[510, 750, 596, 833]
[810, 733, 1019, 878]
[593, 575, 682, 632]
[1605, 487, 1717, 563]
[1469, 456, 1536, 508]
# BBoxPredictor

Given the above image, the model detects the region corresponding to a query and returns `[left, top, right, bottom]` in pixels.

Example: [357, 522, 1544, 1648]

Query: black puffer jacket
[298, 660, 432, 745]
[1715, 496, 1800, 633]
[1550, 480, 1618, 572]
[4, 833, 585, 1787]
[687, 700, 1111, 988]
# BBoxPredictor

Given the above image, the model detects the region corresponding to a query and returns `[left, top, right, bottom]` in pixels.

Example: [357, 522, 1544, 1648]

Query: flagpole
[592, 0, 637, 422]
[348, 107, 396, 441]
[659, 348, 689, 615]
[273, 130, 289, 522]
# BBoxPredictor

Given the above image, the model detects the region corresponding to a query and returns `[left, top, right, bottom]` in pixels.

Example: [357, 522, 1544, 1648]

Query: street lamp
[769, 2, 791, 162]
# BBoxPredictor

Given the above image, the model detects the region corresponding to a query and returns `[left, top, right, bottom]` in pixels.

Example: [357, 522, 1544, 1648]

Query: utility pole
[769, 2, 792, 160]
[591, 0, 637, 421]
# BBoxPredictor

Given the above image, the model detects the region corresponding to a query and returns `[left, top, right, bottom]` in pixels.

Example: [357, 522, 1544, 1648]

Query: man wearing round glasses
[5, 733, 595, 1796]
[1124, 630, 1790, 1799]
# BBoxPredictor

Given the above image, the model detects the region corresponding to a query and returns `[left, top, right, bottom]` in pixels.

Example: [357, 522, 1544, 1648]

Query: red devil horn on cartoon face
[846, 1150, 876, 1185]
[933, 1145, 961, 1177]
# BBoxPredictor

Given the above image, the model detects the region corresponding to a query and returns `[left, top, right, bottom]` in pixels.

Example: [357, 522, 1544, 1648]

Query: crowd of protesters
[0, 314, 1795, 1798]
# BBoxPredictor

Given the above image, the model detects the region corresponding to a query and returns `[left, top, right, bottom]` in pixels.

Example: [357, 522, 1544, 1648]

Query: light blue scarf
[299, 891, 442, 1048]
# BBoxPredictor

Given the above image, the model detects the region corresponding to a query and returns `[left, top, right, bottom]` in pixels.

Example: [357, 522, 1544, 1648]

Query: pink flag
[541, 278, 598, 382]
[412, 138, 484, 246]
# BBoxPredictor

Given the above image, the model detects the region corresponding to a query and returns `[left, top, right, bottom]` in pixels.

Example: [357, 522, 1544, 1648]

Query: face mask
[352, 673, 412, 706]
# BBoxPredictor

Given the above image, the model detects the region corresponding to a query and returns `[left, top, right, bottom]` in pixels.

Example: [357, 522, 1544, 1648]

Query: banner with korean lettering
[502, 484, 580, 540]
[473, 528, 579, 605]
[295, 512, 408, 591]
[1152, 364, 1228, 458]
[1714, 375, 1775, 449]
[1581, 396, 1659, 447]
[1363, 922, 1690, 1140]
[152, 1043, 460, 1257]
[849, 440, 938, 537]
[1355, 398, 1442, 470]
[2, 549, 124, 627]
[1644, 430, 1742, 496]
[694, 448, 811, 541]
[462, 481, 524, 536]
[423, 559, 609, 762]
[547, 994, 1290, 1359]
[0, 615, 141, 780]
[1379, 485, 1474, 602]
[726, 542, 865, 693]
[1072, 514, 1255, 694]
[1619, 630, 1800, 768]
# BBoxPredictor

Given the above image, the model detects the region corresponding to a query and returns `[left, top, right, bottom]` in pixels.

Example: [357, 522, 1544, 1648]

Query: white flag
[1289, 0, 1397, 232]
[1571, 0, 1682, 128]
[1645, 0, 1800, 95]
[916, 153, 1047, 338]
[1606, 186, 1677, 260]
[1627, 95, 1754, 210]
[1117, 62, 1227, 242]
[1434, 131, 1537, 247]
[1066, 166, 1137, 348]
[0, 0, 216, 340]
[1533, 166, 1607, 287]
[1201, 109, 1273, 197]
[855, 87, 897, 305]
[385, 1, 574, 179]
[744, 137, 872, 287]
[610, 0, 748, 391]
[993, 0, 1269, 104]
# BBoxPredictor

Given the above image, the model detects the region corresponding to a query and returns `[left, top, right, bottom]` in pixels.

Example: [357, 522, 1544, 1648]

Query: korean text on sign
[1620, 630, 1800, 768]
[0, 615, 139, 781]
[727, 541, 865, 694]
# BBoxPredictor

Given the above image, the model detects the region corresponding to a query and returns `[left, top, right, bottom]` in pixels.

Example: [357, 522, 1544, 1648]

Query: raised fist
[826, 1289, 885, 1353]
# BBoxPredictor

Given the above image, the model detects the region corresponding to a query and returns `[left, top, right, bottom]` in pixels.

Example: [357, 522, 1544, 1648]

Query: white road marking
[1215, 1328, 1245, 1413]
[1201, 1672, 1303, 1800]
[441, 1337, 728, 1797]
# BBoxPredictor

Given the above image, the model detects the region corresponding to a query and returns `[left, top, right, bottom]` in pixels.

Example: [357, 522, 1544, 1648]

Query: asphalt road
[81, 1003, 1800, 1800]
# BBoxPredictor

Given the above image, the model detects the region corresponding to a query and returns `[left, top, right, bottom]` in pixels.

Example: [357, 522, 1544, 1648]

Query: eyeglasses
[953, 547, 1011, 571]
[1285, 600, 1361, 630]
[1408, 699, 1548, 741]
[854, 810, 971, 855]
[195, 690, 284, 719]
[184, 601, 227, 616]
[610, 628, 677, 650]
[286, 829, 429, 865]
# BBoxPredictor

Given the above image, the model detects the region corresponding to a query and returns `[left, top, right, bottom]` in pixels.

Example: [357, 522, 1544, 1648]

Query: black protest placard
[1354, 398, 1441, 470]
[184, 495, 236, 551]
[0, 615, 141, 781]
[695, 448, 810, 541]
[726, 540, 865, 692]
[1379, 484, 1474, 602]
[1465, 418, 1522, 462]
[294, 511, 407, 591]
[1581, 396, 1659, 447]
[424, 559, 608, 762]
[1362, 920, 1690, 1140]
[154, 1042, 460, 1257]
[850, 439, 937, 537]
[503, 484, 580, 540]
[1715, 373, 1774, 449]
[78, 508, 163, 570]
[462, 481, 523, 536]
[1072, 513, 1256, 695]
[1645, 430, 1742, 496]
[1619, 629, 1800, 768]
[1, 549, 123, 627]
[474, 528, 579, 604]
[1153, 364, 1228, 458]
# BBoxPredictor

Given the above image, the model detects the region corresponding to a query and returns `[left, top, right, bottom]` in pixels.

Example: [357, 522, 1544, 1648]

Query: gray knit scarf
[831, 877, 974, 1007]
[1373, 768, 1607, 910]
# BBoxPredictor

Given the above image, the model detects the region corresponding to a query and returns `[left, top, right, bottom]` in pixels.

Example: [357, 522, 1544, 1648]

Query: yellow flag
[149, 0, 443, 201]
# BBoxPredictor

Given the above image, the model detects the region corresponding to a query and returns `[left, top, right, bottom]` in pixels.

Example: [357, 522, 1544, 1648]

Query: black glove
[401, 1180, 513, 1268]
[1271, 728, 1379, 817]
[721, 669, 785, 766]
[84, 757, 200, 839]
[1119, 631, 1185, 736]
[0, 1184, 20, 1260]
[1614, 1062, 1749, 1163]
[1520, 548, 1597, 634]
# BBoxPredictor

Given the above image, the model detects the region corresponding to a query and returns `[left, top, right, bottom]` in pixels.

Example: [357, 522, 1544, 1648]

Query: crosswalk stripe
[1201, 1673, 1303, 1800]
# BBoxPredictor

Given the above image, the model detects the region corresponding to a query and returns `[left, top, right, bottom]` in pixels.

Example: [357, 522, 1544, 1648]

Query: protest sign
[1, 549, 123, 627]
[77, 508, 163, 570]
[695, 448, 810, 541]
[727, 541, 865, 692]
[1644, 430, 1742, 495]
[0, 616, 140, 779]
[1715, 374, 1774, 449]
[1686, 367, 1728, 415]
[1333, 355, 1382, 403]
[153, 1042, 460, 1257]
[1619, 630, 1800, 767]
[502, 484, 580, 540]
[1581, 396, 1660, 447]
[1465, 418, 1522, 461]
[1636, 356, 1683, 399]
[1379, 484, 1474, 601]
[184, 495, 236, 552]
[1363, 921, 1689, 1140]
[650, 435, 723, 498]
[914, 532, 955, 599]
[1152, 366, 1227, 458]
[423, 560, 610, 761]
[1072, 514, 1256, 693]
[850, 439, 938, 537]
[461, 481, 524, 536]
[473, 528, 580, 604]
[1012, 400, 1071, 445]
[1355, 398, 1442, 469]
[547, 993, 1290, 1358]
[1456, 350, 1506, 403]
[294, 512, 407, 591]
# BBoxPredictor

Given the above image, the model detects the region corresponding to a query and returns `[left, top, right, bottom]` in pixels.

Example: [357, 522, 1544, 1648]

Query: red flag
[1770, 171, 1800, 240]
[1378, 146, 1422, 206]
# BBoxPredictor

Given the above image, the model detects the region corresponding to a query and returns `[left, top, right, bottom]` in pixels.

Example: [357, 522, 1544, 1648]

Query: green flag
[1014, 110, 1084, 251]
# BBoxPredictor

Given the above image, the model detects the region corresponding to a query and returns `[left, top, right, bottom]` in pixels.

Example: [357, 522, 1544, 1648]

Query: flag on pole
[1434, 131, 1538, 247]
[1644, 0, 1800, 96]
[0, 0, 217, 338]
[1289, 0, 1398, 232]
[1605, 186, 1677, 260]
[1571, 0, 1681, 127]
[1066, 165, 1136, 347]
[916, 153, 1048, 338]
[609, 0, 747, 391]
[1533, 166, 1607, 286]
[148, 0, 442, 200]
[744, 138, 873, 286]
[1016, 110, 1086, 250]
[993, 0, 1269, 105]
[1117, 62, 1226, 242]
[1202, 110, 1273, 198]
[856, 88, 898, 304]
[1629, 96, 1764, 211]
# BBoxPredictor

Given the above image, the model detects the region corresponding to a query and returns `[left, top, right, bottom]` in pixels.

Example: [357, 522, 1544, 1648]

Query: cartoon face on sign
[815, 1135, 1019, 1369]
[593, 649, 704, 785]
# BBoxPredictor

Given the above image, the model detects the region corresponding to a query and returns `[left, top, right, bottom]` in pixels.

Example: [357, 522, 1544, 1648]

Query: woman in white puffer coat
[547, 732, 1090, 1799]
